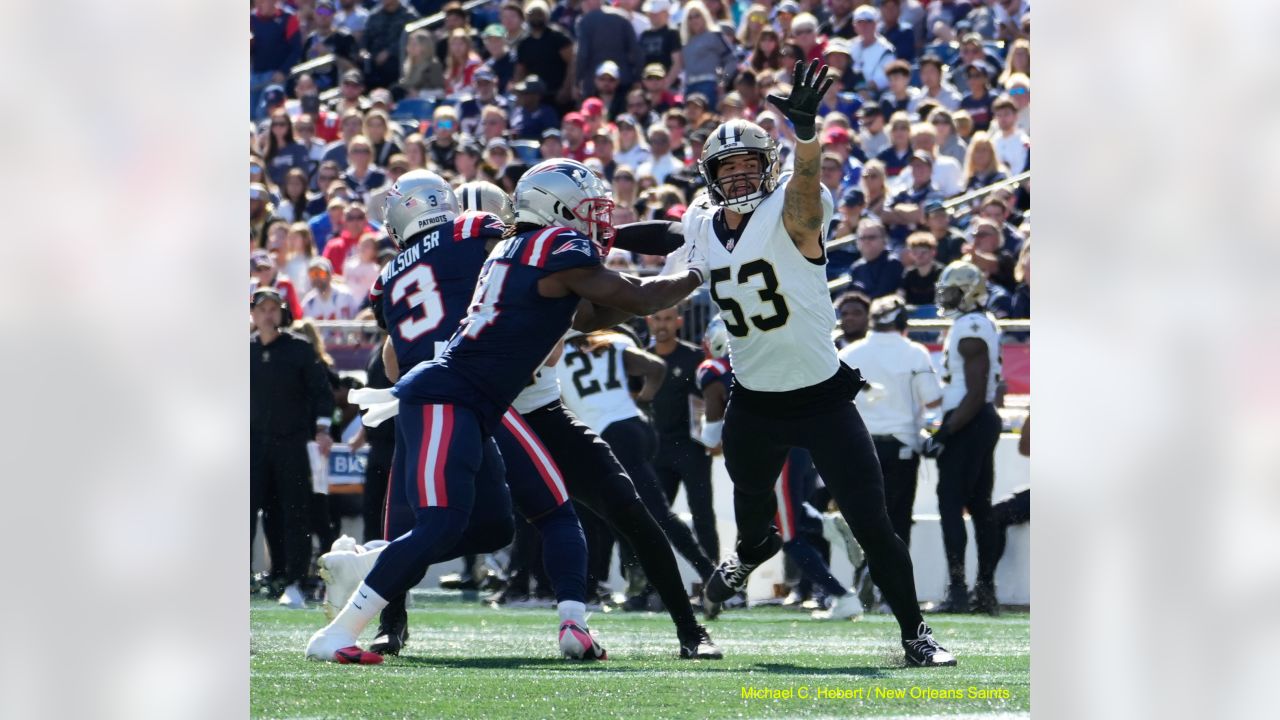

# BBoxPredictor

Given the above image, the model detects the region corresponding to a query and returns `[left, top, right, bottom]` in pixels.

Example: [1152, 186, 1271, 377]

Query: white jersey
[512, 363, 561, 414]
[557, 336, 640, 434]
[687, 175, 838, 392]
[939, 310, 1003, 412]
[838, 331, 943, 442]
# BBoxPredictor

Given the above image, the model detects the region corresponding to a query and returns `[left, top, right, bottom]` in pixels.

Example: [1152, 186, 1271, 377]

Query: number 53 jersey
[689, 174, 839, 393]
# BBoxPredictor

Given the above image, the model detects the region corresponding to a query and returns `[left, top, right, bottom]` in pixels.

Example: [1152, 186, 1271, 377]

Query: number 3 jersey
[370, 211, 507, 369]
[688, 174, 838, 392]
[393, 226, 602, 432]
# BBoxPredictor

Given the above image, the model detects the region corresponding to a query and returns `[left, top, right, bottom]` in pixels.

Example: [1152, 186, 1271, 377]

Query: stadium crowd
[250, 0, 1030, 614]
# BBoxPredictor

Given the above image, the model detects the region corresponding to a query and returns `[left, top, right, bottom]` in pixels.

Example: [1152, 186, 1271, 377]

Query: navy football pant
[722, 386, 923, 639]
[522, 402, 701, 633]
[775, 449, 848, 599]
[604, 417, 716, 580]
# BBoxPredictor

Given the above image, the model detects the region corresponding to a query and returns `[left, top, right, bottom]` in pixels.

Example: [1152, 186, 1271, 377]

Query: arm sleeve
[613, 220, 683, 255]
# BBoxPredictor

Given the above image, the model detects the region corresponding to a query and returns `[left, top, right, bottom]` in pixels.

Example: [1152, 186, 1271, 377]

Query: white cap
[596, 60, 620, 78]
[853, 5, 879, 22]
[641, 0, 672, 13]
[524, 0, 550, 15]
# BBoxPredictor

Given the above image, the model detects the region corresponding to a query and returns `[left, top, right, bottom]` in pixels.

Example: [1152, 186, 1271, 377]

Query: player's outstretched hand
[766, 59, 834, 143]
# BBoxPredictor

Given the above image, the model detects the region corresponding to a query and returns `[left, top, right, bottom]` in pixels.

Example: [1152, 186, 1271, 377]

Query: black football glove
[766, 59, 835, 143]
[919, 426, 952, 459]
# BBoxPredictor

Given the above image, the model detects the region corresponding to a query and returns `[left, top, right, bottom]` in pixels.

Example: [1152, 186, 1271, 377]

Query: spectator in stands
[251, 0, 303, 118]
[327, 69, 371, 116]
[367, 154, 412, 222]
[900, 231, 943, 305]
[364, 0, 419, 89]
[400, 29, 446, 98]
[952, 108, 974, 141]
[339, 135, 386, 203]
[612, 165, 639, 208]
[428, 105, 461, 170]
[848, 218, 903, 298]
[282, 223, 317, 294]
[912, 54, 961, 113]
[857, 102, 889, 157]
[966, 250, 1012, 318]
[790, 13, 827, 64]
[264, 110, 310, 189]
[321, 109, 365, 168]
[561, 112, 590, 161]
[908, 123, 963, 197]
[680, 1, 734, 106]
[747, 27, 786, 75]
[486, 137, 515, 176]
[576, 0, 642, 98]
[1000, 37, 1031, 84]
[876, 112, 914, 179]
[323, 202, 375, 271]
[304, 1, 360, 72]
[444, 28, 483, 95]
[276, 168, 312, 223]
[774, 1, 799, 38]
[627, 87, 662, 128]
[511, 76, 559, 140]
[500, 2, 525, 40]
[253, 250, 304, 315]
[640, 0, 682, 85]
[820, 151, 847, 196]
[1010, 239, 1030, 320]
[250, 183, 277, 249]
[923, 199, 966, 265]
[1005, 73, 1031, 135]
[978, 195, 1026, 256]
[343, 233, 383, 298]
[929, 108, 967, 165]
[402, 133, 428, 170]
[640, 65, 681, 113]
[859, 159, 888, 222]
[481, 25, 518, 93]
[478, 106, 510, 145]
[821, 0, 856, 40]
[849, 5, 896, 93]
[882, 151, 943, 250]
[515, 1, 575, 107]
[823, 38, 858, 91]
[879, 0, 916, 62]
[880, 60, 920, 117]
[591, 61, 628, 119]
[991, 95, 1029, 175]
[310, 197, 347, 252]
[293, 114, 327, 168]
[637, 125, 679, 182]
[363, 110, 403, 167]
[302, 257, 361, 320]
[335, 0, 369, 39]
[833, 291, 871, 350]
[614, 114, 652, 170]
[962, 131, 1008, 193]
[434, 2, 474, 62]
[453, 141, 483, 182]
[960, 62, 995, 131]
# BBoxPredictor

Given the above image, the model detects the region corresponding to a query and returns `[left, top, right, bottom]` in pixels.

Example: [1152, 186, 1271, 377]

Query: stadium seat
[923, 41, 960, 66]
[510, 140, 540, 165]
[390, 97, 436, 121]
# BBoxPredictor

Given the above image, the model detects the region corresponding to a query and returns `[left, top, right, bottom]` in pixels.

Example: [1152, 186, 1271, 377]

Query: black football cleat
[932, 581, 970, 613]
[369, 622, 409, 656]
[970, 581, 1000, 616]
[678, 624, 723, 660]
[704, 534, 782, 603]
[903, 622, 957, 667]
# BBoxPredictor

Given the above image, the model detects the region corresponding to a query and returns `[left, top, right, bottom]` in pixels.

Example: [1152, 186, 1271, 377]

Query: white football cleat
[821, 512, 864, 568]
[812, 591, 864, 621]
[277, 582, 306, 610]
[558, 620, 607, 660]
[329, 534, 359, 553]
[318, 548, 382, 621]
[305, 625, 382, 664]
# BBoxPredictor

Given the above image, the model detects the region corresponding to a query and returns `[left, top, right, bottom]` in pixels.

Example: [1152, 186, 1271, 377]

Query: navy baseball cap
[263, 85, 286, 106]
[841, 188, 865, 208]
[923, 199, 946, 215]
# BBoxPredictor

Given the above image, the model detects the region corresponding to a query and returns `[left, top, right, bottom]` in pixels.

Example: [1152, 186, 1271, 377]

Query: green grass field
[251, 595, 1029, 719]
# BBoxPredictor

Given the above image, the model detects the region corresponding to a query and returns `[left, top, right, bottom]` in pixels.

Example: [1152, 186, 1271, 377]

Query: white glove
[349, 387, 401, 428]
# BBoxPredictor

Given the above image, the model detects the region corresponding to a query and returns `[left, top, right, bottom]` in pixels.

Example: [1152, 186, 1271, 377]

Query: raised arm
[768, 60, 834, 260]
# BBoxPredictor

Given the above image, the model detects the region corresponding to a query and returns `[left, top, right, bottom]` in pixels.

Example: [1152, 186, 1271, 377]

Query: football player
[308, 171, 598, 663]
[921, 261, 1005, 615]
[678, 60, 957, 666]
[309, 160, 717, 664]
[696, 318, 866, 621]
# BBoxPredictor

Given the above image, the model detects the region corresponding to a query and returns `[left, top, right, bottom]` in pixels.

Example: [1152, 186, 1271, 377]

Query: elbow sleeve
[613, 220, 684, 255]
[700, 420, 724, 448]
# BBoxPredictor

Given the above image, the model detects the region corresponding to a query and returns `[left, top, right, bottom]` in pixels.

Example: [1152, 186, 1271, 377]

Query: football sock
[363, 507, 471, 606]
[782, 539, 848, 598]
[557, 600, 587, 626]
[331, 581, 389, 639]
[532, 502, 588, 603]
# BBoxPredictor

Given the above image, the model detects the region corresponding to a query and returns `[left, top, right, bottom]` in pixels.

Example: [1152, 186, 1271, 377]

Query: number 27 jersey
[690, 175, 838, 392]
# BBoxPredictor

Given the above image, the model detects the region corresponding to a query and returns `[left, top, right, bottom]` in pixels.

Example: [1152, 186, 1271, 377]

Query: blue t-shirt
[393, 226, 602, 432]
[371, 211, 507, 370]
[849, 252, 904, 299]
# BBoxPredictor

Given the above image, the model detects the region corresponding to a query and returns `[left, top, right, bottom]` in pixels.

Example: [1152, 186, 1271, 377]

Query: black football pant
[873, 437, 922, 547]
[991, 487, 1030, 574]
[722, 375, 924, 639]
[361, 448, 393, 543]
[250, 433, 313, 585]
[655, 436, 719, 561]
[604, 418, 715, 579]
[936, 404, 1003, 586]
[523, 403, 701, 633]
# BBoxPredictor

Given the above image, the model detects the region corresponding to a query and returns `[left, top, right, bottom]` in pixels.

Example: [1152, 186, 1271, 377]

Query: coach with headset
[250, 287, 335, 608]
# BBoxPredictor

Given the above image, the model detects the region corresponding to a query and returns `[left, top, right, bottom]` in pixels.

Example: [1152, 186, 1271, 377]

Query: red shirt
[321, 226, 372, 274]
[313, 109, 342, 143]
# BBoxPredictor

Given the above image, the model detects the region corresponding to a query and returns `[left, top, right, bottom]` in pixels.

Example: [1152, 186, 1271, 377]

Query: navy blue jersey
[369, 211, 507, 369]
[393, 226, 602, 432]
[696, 357, 733, 393]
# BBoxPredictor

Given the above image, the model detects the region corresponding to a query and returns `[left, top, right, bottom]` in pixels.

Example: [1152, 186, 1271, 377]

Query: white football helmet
[698, 119, 779, 213]
[514, 159, 616, 250]
[704, 316, 730, 358]
[935, 261, 989, 317]
[456, 180, 515, 225]
[383, 169, 459, 247]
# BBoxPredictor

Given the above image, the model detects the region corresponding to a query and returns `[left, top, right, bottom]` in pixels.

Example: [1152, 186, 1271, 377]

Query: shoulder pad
[452, 211, 507, 242]
[517, 227, 599, 270]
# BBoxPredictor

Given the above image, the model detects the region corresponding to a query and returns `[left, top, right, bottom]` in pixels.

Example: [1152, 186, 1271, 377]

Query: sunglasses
[346, 215, 366, 221]
[1008, 87, 1029, 96]
[794, 28, 814, 35]
[350, 147, 371, 154]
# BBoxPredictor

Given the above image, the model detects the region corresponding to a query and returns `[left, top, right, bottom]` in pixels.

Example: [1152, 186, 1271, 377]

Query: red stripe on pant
[501, 410, 568, 505]
[774, 460, 795, 542]
[416, 405, 454, 508]
[434, 406, 454, 506]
